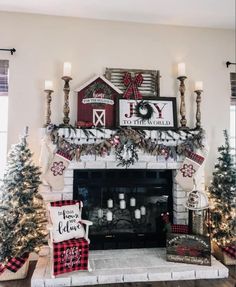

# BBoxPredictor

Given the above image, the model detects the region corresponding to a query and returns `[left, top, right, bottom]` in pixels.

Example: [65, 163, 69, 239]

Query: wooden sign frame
[105, 68, 160, 97]
[117, 97, 177, 130]
[166, 233, 211, 266]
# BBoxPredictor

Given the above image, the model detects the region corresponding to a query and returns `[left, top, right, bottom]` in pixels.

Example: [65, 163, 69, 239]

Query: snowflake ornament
[51, 161, 66, 176]
[180, 164, 196, 178]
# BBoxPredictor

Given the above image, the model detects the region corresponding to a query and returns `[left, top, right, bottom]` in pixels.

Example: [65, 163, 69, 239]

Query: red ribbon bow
[123, 72, 143, 100]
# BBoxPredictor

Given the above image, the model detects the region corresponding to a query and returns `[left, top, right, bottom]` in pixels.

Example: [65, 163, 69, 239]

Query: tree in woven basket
[0, 128, 48, 264]
[208, 130, 236, 246]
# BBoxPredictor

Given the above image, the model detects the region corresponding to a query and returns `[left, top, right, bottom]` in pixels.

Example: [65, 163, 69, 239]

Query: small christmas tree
[208, 130, 236, 247]
[0, 128, 48, 263]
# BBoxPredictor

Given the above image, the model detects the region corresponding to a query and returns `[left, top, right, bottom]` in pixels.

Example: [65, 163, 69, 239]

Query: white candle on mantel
[177, 62, 186, 77]
[140, 206, 146, 216]
[44, 80, 53, 90]
[194, 81, 203, 91]
[107, 199, 113, 208]
[119, 193, 125, 200]
[130, 197, 136, 207]
[120, 199, 126, 209]
[135, 209, 141, 219]
[63, 62, 72, 77]
[106, 210, 113, 221]
[98, 209, 103, 219]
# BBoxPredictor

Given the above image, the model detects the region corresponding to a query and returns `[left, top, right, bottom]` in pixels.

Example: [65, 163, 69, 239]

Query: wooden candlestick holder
[177, 76, 189, 130]
[44, 89, 54, 127]
[62, 76, 72, 126]
[194, 89, 203, 130]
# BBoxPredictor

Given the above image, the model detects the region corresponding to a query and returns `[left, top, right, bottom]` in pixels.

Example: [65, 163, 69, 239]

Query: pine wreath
[116, 143, 139, 167]
[84, 82, 113, 98]
[135, 101, 154, 120]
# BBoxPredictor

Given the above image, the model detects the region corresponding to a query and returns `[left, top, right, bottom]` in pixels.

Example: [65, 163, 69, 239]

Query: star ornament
[180, 164, 196, 178]
[51, 161, 66, 176]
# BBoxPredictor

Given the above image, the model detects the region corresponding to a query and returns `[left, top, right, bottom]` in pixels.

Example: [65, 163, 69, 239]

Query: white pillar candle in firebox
[135, 209, 141, 219]
[107, 199, 113, 208]
[140, 206, 146, 215]
[106, 210, 113, 221]
[98, 209, 103, 218]
[120, 199, 126, 209]
[130, 197, 136, 207]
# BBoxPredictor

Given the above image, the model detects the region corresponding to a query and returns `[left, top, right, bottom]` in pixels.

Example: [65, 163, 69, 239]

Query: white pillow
[49, 204, 85, 243]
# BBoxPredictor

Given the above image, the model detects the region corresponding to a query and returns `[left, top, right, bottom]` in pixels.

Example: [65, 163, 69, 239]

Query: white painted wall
[0, 12, 234, 183]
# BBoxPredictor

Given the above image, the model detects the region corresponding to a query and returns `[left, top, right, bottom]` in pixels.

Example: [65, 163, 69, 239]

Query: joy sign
[117, 97, 177, 130]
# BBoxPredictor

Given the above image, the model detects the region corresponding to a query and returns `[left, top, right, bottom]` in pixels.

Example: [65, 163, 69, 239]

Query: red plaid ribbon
[50, 200, 82, 207]
[53, 238, 89, 276]
[123, 72, 143, 100]
[0, 253, 29, 274]
[171, 224, 189, 234]
[221, 245, 236, 259]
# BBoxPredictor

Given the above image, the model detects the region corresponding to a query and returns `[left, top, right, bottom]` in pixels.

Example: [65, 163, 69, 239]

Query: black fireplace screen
[73, 169, 173, 249]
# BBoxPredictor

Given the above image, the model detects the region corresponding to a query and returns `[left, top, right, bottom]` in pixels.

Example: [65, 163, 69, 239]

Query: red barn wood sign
[75, 75, 122, 128]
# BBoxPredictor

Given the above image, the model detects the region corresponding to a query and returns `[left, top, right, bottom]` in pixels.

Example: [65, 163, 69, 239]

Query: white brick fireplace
[33, 128, 229, 287]
[39, 128, 205, 226]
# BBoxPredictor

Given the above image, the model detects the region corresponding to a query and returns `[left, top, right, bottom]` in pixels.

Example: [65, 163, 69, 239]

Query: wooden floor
[0, 262, 235, 287]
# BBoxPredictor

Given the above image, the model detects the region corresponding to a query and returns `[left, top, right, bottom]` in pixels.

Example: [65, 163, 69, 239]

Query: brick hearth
[31, 248, 228, 287]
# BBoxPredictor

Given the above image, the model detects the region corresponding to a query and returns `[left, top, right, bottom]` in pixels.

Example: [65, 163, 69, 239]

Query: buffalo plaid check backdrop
[0, 253, 29, 274]
[50, 200, 89, 276]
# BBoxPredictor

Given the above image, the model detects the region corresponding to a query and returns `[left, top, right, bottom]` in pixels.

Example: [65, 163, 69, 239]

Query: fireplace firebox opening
[73, 169, 173, 250]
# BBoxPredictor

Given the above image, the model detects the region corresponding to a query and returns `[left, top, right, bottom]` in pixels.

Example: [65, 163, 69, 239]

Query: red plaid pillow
[171, 224, 189, 234]
[53, 238, 89, 276]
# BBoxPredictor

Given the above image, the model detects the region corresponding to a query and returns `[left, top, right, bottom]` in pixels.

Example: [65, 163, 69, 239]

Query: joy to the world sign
[117, 97, 177, 130]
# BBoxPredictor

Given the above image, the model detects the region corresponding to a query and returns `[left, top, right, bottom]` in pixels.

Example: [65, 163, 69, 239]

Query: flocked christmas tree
[0, 128, 48, 264]
[208, 130, 236, 247]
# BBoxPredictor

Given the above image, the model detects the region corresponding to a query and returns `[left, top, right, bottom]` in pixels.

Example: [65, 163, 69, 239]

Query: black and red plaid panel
[0, 264, 5, 274]
[171, 224, 189, 234]
[53, 238, 89, 276]
[0, 253, 29, 274]
[187, 150, 205, 165]
[50, 200, 82, 207]
[221, 245, 236, 259]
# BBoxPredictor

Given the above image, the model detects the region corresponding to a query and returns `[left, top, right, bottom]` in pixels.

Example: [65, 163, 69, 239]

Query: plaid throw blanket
[221, 245, 236, 259]
[0, 253, 29, 274]
[53, 238, 89, 276]
[50, 200, 82, 207]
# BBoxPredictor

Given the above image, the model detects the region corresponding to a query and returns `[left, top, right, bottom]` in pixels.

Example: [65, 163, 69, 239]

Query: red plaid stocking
[44, 150, 72, 190]
[175, 151, 205, 191]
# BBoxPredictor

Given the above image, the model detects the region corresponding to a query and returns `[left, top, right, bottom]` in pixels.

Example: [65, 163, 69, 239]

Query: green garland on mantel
[47, 125, 205, 167]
